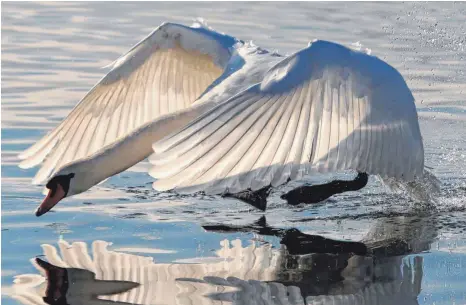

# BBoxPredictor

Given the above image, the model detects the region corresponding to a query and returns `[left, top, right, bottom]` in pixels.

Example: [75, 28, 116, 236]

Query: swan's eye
[45, 173, 75, 197]
[45, 179, 58, 197]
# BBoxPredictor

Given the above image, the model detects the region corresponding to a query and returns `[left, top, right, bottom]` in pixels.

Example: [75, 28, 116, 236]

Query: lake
[2, 2, 466, 305]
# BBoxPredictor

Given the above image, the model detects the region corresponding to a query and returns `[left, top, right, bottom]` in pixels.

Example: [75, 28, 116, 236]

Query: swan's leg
[281, 172, 368, 205]
[223, 186, 271, 211]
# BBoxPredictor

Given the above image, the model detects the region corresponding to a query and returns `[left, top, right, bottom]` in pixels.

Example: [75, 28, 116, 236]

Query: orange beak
[36, 184, 65, 217]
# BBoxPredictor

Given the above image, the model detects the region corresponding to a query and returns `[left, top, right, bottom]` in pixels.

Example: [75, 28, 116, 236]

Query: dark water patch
[418, 106, 466, 114]
[117, 212, 148, 219]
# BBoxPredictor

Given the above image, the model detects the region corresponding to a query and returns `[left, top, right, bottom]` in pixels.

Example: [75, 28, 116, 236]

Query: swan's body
[18, 20, 431, 215]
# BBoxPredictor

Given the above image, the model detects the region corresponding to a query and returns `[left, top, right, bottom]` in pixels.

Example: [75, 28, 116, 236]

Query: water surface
[2, 2, 466, 305]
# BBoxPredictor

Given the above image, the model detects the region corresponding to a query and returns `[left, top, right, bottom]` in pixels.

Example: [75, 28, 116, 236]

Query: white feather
[150, 40, 424, 194]
[19, 22, 428, 202]
[18, 22, 235, 184]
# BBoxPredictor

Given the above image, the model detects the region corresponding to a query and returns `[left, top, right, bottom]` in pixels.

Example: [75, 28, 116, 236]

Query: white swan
[18, 20, 427, 216]
[6, 215, 433, 305]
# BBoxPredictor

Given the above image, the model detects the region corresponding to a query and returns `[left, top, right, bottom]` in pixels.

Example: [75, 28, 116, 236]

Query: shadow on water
[5, 214, 436, 305]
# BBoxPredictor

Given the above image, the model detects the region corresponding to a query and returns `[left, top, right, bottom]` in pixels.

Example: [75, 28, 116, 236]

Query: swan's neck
[84, 103, 213, 186]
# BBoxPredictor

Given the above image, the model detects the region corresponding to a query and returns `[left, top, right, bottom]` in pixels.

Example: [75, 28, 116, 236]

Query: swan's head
[36, 163, 96, 217]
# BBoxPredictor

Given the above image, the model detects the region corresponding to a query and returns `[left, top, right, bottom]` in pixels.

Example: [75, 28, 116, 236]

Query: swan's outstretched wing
[150, 40, 424, 194]
[19, 22, 236, 184]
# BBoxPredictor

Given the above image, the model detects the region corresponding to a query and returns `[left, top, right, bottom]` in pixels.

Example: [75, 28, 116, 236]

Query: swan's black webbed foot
[281, 172, 368, 206]
[223, 186, 271, 211]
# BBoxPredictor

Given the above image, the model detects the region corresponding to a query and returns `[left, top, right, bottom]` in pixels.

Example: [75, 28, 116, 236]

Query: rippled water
[2, 2, 466, 305]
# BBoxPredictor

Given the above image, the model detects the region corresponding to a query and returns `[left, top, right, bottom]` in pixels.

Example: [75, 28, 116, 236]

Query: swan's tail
[381, 169, 441, 204]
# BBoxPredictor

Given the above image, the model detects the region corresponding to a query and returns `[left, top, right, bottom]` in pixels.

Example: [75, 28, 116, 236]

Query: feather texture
[150, 40, 424, 194]
[18, 22, 235, 184]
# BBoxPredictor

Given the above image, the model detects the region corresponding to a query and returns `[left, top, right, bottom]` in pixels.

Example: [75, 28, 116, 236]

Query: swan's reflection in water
[8, 215, 435, 305]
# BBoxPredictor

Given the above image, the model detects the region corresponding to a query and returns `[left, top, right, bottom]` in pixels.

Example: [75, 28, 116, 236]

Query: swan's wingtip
[18, 146, 37, 160]
[17, 151, 27, 160]
[151, 181, 167, 192]
[101, 61, 116, 69]
[18, 158, 34, 169]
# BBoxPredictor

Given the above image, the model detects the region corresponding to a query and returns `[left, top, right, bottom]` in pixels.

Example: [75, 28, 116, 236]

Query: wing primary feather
[353, 92, 363, 171]
[173, 51, 182, 111]
[151, 92, 259, 175]
[308, 79, 324, 167]
[136, 57, 150, 126]
[313, 78, 324, 168]
[167, 53, 175, 114]
[125, 67, 139, 133]
[39, 89, 101, 177]
[18, 134, 59, 170]
[404, 123, 413, 181]
[159, 52, 170, 116]
[112, 80, 131, 142]
[81, 85, 118, 157]
[193, 65, 201, 103]
[25, 89, 100, 167]
[339, 81, 349, 170]
[53, 112, 93, 173]
[362, 97, 372, 173]
[282, 85, 309, 182]
[180, 58, 189, 108]
[153, 91, 256, 159]
[288, 84, 312, 180]
[238, 94, 290, 191]
[223, 95, 285, 191]
[336, 82, 348, 170]
[32, 132, 73, 184]
[346, 79, 356, 170]
[18, 88, 98, 160]
[212, 95, 285, 191]
[257, 88, 299, 187]
[153, 92, 269, 189]
[73, 85, 118, 160]
[241, 94, 290, 191]
[355, 96, 365, 172]
[67, 113, 98, 165]
[168, 53, 177, 113]
[372, 102, 383, 175]
[125, 64, 144, 134]
[145, 54, 158, 122]
[271, 85, 306, 186]
[185, 62, 193, 104]
[152, 52, 166, 118]
[380, 117, 389, 177]
[386, 121, 396, 178]
[296, 81, 316, 179]
[117, 77, 133, 139]
[166, 53, 174, 114]
[315, 76, 333, 172]
[186, 94, 277, 192]
[140, 55, 152, 120]
[102, 85, 126, 146]
[330, 86, 340, 172]
[392, 121, 402, 179]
